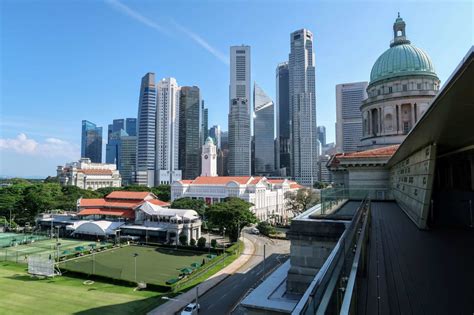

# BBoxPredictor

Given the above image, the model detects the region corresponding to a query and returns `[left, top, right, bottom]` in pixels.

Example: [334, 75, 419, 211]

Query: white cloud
[0, 133, 79, 160]
[105, 0, 228, 64]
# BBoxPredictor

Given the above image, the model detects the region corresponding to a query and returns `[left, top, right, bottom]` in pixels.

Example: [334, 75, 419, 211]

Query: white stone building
[171, 176, 302, 223]
[57, 158, 121, 190]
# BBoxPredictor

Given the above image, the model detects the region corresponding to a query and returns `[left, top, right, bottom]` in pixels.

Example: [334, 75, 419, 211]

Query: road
[197, 229, 290, 315]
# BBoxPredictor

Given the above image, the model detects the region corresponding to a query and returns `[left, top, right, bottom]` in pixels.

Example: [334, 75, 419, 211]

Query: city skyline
[1, 1, 472, 177]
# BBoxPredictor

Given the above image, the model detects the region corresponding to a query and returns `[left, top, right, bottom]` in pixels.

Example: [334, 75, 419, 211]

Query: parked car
[181, 303, 200, 315]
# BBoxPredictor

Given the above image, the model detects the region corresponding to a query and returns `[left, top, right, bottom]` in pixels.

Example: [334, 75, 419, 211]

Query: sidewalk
[148, 235, 255, 315]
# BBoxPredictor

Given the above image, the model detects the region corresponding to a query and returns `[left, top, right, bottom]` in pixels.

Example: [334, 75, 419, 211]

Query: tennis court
[59, 245, 211, 286]
[0, 238, 109, 263]
[0, 232, 48, 248]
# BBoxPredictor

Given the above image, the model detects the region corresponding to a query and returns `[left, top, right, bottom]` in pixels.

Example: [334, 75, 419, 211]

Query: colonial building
[57, 158, 121, 190]
[360, 14, 440, 149]
[171, 176, 302, 222]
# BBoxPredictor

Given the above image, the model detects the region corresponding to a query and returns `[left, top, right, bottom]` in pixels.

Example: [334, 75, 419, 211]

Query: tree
[96, 186, 123, 197]
[206, 197, 257, 242]
[44, 176, 59, 183]
[122, 185, 150, 192]
[171, 198, 207, 217]
[211, 239, 217, 248]
[313, 181, 329, 190]
[19, 183, 63, 224]
[179, 233, 188, 246]
[150, 185, 171, 201]
[197, 237, 206, 249]
[285, 188, 319, 215]
[190, 238, 196, 246]
[257, 221, 276, 237]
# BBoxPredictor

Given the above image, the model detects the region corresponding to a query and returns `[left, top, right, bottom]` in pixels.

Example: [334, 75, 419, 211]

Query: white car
[181, 303, 200, 315]
[250, 227, 260, 235]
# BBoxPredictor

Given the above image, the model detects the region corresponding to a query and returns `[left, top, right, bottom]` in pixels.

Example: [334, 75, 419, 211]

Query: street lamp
[133, 253, 139, 283]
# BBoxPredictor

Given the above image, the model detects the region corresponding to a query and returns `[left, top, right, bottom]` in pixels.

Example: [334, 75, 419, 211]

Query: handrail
[340, 200, 371, 314]
[292, 197, 370, 315]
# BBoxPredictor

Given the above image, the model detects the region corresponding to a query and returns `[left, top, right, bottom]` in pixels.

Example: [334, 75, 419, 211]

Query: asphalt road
[197, 230, 290, 315]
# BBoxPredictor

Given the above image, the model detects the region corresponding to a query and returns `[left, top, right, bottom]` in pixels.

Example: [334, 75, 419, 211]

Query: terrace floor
[359, 202, 474, 314]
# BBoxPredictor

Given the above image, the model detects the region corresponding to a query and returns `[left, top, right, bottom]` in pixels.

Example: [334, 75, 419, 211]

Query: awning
[78, 208, 134, 219]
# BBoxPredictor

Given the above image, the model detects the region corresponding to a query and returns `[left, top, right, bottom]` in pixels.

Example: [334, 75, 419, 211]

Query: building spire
[391, 13, 411, 47]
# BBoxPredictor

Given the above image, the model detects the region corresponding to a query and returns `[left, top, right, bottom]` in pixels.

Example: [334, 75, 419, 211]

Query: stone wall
[390, 144, 437, 229]
[348, 167, 392, 200]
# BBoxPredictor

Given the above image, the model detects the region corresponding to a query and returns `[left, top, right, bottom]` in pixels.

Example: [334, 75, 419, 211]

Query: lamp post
[133, 253, 139, 283]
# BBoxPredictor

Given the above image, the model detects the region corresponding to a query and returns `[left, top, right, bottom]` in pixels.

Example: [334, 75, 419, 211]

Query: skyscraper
[230, 45, 251, 103]
[336, 82, 368, 153]
[201, 100, 208, 144]
[228, 98, 251, 176]
[317, 126, 326, 146]
[81, 120, 102, 163]
[156, 77, 182, 185]
[106, 118, 137, 167]
[179, 86, 201, 180]
[289, 29, 318, 186]
[276, 62, 290, 176]
[119, 135, 137, 185]
[136, 72, 157, 186]
[228, 45, 251, 176]
[253, 83, 275, 175]
[209, 125, 221, 149]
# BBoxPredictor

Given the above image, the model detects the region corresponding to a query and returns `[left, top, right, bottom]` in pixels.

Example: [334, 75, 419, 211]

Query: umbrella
[190, 262, 200, 268]
[180, 267, 193, 274]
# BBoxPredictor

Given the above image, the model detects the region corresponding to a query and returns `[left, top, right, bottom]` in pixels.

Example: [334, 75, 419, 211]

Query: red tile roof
[336, 145, 399, 159]
[78, 208, 135, 219]
[289, 183, 304, 189]
[249, 177, 263, 185]
[78, 169, 113, 175]
[148, 199, 170, 207]
[267, 179, 286, 184]
[179, 180, 194, 184]
[106, 191, 152, 200]
[183, 176, 254, 185]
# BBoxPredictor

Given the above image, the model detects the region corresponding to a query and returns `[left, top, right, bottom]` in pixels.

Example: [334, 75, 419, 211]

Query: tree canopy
[285, 188, 319, 215]
[206, 197, 257, 242]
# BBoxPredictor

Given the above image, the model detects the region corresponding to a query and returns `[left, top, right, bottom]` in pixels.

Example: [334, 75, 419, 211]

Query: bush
[211, 239, 217, 248]
[190, 238, 196, 247]
[197, 237, 206, 249]
[179, 233, 188, 246]
[257, 221, 276, 237]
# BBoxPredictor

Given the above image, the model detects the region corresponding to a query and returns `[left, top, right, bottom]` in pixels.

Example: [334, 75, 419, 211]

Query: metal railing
[292, 197, 371, 315]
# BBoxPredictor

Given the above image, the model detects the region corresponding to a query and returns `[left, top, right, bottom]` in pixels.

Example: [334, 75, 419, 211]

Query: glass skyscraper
[136, 72, 157, 185]
[81, 120, 102, 163]
[289, 29, 318, 186]
[179, 86, 201, 180]
[253, 83, 275, 174]
[106, 118, 137, 168]
[201, 100, 208, 144]
[119, 136, 137, 185]
[276, 62, 291, 176]
[209, 125, 221, 149]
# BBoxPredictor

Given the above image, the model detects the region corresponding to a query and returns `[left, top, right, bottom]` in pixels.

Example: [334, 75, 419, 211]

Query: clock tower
[201, 137, 217, 177]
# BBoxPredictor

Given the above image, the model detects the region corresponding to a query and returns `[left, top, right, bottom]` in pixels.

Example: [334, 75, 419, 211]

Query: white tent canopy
[72, 220, 125, 236]
[137, 201, 199, 220]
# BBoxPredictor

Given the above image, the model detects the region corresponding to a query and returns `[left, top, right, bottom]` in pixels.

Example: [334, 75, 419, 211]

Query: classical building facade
[171, 176, 303, 222]
[57, 158, 121, 190]
[360, 15, 440, 149]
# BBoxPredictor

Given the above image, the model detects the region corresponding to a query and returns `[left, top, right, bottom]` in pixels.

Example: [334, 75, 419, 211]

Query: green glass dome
[369, 15, 437, 85]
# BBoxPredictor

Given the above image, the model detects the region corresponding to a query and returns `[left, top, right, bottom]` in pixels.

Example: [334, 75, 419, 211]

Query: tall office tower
[125, 118, 137, 137]
[336, 82, 368, 153]
[228, 98, 251, 175]
[276, 62, 291, 177]
[119, 136, 137, 185]
[317, 126, 326, 146]
[106, 118, 136, 167]
[81, 120, 103, 163]
[136, 72, 157, 186]
[230, 45, 251, 103]
[289, 29, 318, 186]
[228, 45, 251, 176]
[253, 83, 275, 175]
[218, 131, 229, 176]
[209, 125, 221, 149]
[156, 77, 182, 185]
[179, 86, 201, 180]
[201, 101, 208, 144]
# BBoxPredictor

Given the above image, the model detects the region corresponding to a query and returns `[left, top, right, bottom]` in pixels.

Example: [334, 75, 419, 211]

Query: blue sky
[1, 0, 472, 177]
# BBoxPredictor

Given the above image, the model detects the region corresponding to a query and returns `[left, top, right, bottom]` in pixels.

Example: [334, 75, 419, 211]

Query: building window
[403, 84, 407, 91]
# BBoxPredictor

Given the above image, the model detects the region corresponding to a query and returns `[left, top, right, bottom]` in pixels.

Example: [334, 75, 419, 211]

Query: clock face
[204, 155, 208, 159]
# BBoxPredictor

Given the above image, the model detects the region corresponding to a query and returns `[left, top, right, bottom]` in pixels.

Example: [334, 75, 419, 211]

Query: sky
[0, 0, 472, 177]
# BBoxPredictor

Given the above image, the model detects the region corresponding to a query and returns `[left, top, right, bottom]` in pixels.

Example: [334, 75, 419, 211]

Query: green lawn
[0, 262, 163, 315]
[59, 246, 210, 285]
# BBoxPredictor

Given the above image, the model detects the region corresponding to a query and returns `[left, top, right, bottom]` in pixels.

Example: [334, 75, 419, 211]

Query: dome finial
[398, 12, 400, 18]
